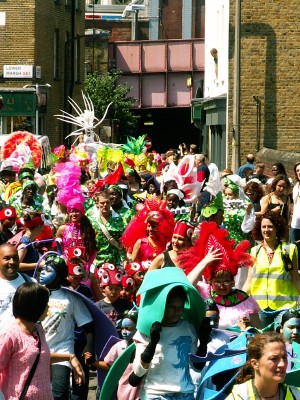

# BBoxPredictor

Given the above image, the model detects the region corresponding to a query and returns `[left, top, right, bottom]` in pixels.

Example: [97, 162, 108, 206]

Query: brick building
[227, 0, 300, 170]
[86, 0, 206, 152]
[0, 0, 86, 145]
[191, 0, 300, 172]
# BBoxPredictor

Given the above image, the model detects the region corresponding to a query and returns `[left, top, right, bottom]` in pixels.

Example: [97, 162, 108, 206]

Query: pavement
[87, 371, 98, 400]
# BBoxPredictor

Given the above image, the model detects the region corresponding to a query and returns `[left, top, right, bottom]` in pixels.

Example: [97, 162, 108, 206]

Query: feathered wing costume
[120, 195, 175, 253]
[1, 131, 42, 170]
[162, 155, 203, 203]
[177, 221, 254, 278]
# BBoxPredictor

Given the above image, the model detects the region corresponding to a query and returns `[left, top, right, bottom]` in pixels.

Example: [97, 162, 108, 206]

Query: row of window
[54, 0, 80, 10]
[53, 30, 81, 82]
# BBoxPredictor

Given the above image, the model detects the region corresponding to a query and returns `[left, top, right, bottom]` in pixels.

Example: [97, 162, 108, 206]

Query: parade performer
[39, 254, 95, 399]
[55, 161, 96, 264]
[86, 308, 141, 400]
[17, 210, 45, 277]
[55, 91, 120, 162]
[148, 221, 194, 270]
[54, 161, 101, 300]
[129, 267, 208, 399]
[243, 212, 300, 329]
[88, 190, 125, 267]
[12, 180, 44, 217]
[179, 221, 261, 329]
[162, 154, 203, 204]
[121, 196, 175, 265]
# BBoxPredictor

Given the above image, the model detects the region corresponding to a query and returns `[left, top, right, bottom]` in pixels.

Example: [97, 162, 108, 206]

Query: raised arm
[187, 246, 222, 286]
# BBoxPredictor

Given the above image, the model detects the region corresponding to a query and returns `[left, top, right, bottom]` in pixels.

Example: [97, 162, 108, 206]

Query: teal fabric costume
[137, 267, 205, 336]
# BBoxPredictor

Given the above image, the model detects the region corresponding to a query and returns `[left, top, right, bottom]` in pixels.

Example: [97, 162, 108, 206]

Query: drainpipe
[231, 0, 241, 172]
[253, 96, 261, 152]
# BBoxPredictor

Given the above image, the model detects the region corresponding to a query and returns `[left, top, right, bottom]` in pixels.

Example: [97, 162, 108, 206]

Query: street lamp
[122, 4, 145, 41]
[23, 84, 52, 135]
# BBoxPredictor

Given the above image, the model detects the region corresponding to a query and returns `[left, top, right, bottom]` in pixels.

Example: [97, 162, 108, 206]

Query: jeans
[51, 364, 71, 400]
[258, 308, 287, 331]
[146, 393, 194, 400]
[70, 340, 90, 400]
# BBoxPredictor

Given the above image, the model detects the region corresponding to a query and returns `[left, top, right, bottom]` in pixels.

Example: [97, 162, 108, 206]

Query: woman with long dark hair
[290, 162, 300, 259]
[260, 174, 292, 225]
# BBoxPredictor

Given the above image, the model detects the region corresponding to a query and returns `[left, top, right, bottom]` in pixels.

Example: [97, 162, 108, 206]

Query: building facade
[0, 0, 86, 145]
[227, 0, 300, 169]
[86, 0, 206, 152]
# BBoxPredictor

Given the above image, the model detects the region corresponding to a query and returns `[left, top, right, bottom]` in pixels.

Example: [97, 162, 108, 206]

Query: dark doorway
[133, 107, 201, 153]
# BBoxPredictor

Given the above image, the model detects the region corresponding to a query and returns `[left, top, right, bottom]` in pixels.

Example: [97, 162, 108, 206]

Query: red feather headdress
[121, 195, 175, 252]
[178, 221, 254, 280]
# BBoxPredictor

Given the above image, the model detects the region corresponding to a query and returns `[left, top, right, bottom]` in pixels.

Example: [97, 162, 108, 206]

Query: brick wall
[0, 0, 86, 146]
[228, 0, 300, 168]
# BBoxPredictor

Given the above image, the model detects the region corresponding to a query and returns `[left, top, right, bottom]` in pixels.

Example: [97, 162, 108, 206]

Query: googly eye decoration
[125, 277, 134, 287]
[73, 248, 82, 257]
[73, 266, 83, 275]
[4, 209, 13, 217]
[102, 263, 115, 271]
[101, 272, 110, 284]
[187, 228, 194, 238]
[115, 272, 122, 282]
[130, 262, 141, 271]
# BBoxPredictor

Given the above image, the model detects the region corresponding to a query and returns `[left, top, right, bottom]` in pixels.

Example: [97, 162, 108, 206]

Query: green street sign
[0, 91, 36, 116]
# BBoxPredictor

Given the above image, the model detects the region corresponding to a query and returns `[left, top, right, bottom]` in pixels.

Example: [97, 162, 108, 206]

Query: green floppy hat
[136, 267, 205, 336]
[201, 191, 224, 218]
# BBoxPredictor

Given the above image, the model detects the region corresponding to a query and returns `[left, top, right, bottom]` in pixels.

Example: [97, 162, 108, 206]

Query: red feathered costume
[121, 196, 175, 261]
[1, 131, 42, 169]
[178, 221, 254, 279]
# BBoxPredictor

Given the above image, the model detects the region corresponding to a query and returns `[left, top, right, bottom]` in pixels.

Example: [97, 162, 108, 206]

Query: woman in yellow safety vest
[226, 332, 300, 400]
[243, 211, 300, 329]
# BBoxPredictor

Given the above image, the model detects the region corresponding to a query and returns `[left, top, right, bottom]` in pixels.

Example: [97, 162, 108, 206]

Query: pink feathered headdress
[178, 221, 254, 280]
[54, 161, 85, 214]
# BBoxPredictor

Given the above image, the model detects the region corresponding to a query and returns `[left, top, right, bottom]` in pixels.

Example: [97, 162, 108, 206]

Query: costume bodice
[62, 223, 84, 249]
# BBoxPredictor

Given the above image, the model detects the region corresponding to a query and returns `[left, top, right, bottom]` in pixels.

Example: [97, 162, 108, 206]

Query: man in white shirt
[0, 243, 32, 331]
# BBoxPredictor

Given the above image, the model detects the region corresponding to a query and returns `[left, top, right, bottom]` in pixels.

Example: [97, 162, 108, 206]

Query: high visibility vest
[250, 242, 299, 310]
[227, 380, 300, 400]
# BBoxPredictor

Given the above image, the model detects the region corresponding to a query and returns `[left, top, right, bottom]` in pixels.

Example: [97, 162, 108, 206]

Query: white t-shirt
[42, 288, 93, 367]
[291, 182, 300, 229]
[133, 320, 197, 395]
[0, 273, 33, 331]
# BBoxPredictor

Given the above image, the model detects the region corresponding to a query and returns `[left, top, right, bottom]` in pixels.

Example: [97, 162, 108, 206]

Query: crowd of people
[0, 131, 300, 400]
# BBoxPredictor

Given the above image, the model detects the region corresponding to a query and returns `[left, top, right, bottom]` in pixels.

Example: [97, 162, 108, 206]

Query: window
[53, 29, 59, 79]
[75, 36, 81, 82]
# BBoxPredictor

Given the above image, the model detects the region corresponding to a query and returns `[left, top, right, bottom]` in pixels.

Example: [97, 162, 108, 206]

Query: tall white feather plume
[55, 91, 121, 149]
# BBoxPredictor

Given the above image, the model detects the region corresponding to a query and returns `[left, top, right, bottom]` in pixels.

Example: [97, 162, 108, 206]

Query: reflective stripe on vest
[250, 242, 299, 310]
[230, 381, 300, 400]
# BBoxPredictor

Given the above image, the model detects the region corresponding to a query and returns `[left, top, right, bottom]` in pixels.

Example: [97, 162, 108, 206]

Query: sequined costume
[89, 215, 125, 266]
